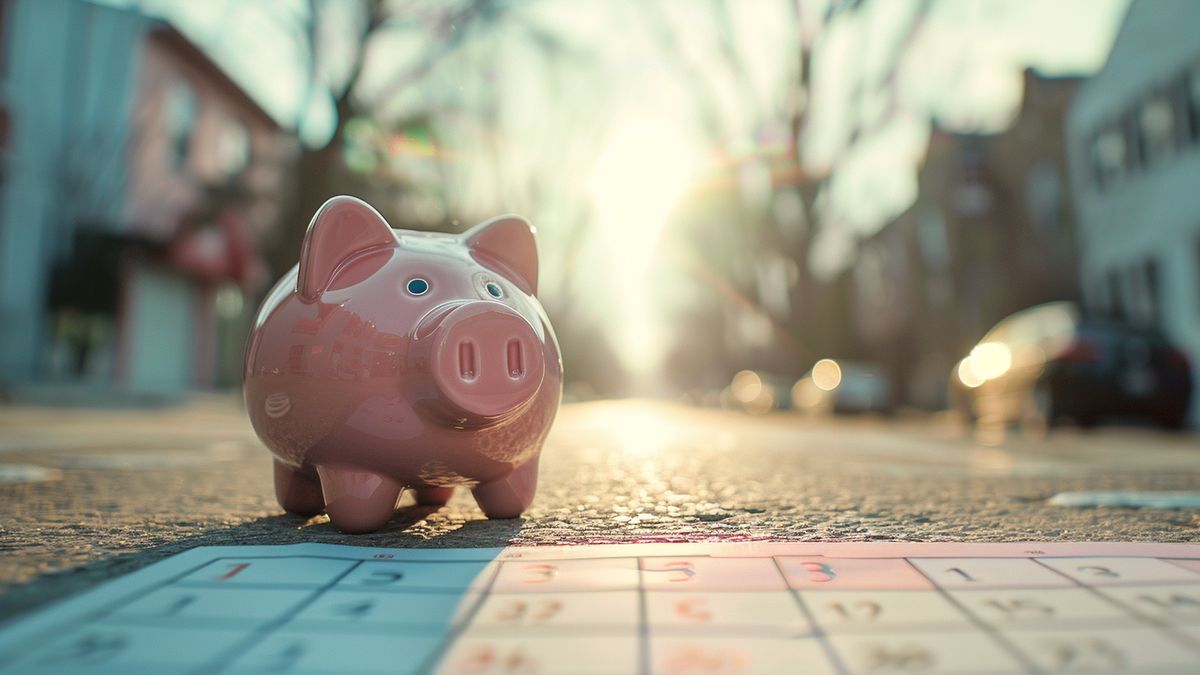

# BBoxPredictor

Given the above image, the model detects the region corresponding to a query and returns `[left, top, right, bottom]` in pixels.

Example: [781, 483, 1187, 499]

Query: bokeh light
[957, 358, 985, 389]
[811, 359, 843, 392]
[967, 342, 1013, 382]
[730, 370, 765, 404]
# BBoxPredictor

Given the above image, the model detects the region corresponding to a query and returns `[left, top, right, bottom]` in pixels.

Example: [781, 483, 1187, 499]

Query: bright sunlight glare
[587, 400, 682, 456]
[588, 117, 704, 378]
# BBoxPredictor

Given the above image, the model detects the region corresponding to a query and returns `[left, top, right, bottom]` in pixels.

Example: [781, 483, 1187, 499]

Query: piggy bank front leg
[274, 460, 325, 517]
[315, 465, 404, 533]
[471, 460, 539, 519]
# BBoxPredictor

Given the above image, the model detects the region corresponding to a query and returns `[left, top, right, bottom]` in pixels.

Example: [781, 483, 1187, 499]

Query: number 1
[217, 562, 250, 581]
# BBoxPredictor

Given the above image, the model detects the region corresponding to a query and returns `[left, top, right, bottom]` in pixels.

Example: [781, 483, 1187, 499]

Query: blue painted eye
[406, 277, 430, 296]
[485, 282, 503, 298]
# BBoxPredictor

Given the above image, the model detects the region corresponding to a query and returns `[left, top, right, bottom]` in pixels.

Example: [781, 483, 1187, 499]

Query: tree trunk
[266, 92, 359, 278]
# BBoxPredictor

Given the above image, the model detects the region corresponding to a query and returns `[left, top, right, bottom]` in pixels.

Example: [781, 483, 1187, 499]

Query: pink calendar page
[1, 542, 1198, 674]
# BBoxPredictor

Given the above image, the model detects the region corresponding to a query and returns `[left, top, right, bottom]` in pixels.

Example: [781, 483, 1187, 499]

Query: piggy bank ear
[297, 196, 396, 300]
[463, 215, 538, 295]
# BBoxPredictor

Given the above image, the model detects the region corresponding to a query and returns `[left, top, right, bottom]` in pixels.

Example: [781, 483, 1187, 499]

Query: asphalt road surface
[1, 397, 1199, 622]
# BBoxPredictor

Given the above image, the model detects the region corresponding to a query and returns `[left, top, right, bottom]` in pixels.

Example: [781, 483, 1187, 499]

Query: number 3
[1077, 566, 1120, 578]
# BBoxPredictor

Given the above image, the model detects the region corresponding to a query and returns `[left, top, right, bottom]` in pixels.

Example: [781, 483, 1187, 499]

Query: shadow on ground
[0, 505, 525, 623]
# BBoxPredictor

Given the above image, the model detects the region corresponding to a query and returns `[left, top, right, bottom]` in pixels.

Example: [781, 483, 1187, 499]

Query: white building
[1066, 0, 1200, 424]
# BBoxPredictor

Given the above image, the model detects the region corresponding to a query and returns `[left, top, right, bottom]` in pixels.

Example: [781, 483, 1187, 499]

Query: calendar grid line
[1162, 558, 1200, 576]
[636, 557, 650, 675]
[171, 580, 486, 593]
[416, 554, 502, 674]
[909, 556, 1048, 675]
[1027, 556, 1200, 654]
[0, 550, 228, 668]
[1026, 555, 1156, 617]
[198, 558, 365, 675]
[770, 555, 849, 675]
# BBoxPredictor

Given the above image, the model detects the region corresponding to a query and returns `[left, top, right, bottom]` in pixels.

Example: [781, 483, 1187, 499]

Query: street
[2, 398, 1198, 623]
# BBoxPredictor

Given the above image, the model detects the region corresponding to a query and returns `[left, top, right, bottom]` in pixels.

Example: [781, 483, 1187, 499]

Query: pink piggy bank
[244, 196, 561, 532]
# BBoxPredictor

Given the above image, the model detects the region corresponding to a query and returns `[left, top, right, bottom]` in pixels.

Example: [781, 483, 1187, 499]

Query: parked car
[950, 302, 1193, 429]
[793, 359, 893, 415]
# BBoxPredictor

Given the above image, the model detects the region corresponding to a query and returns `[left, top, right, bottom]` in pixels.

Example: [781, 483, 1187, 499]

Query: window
[0, 0, 11, 78]
[1188, 63, 1200, 143]
[1107, 268, 1124, 319]
[1086, 276, 1107, 317]
[1090, 125, 1126, 191]
[1142, 257, 1161, 325]
[916, 210, 949, 270]
[215, 122, 250, 178]
[163, 83, 197, 170]
[1024, 162, 1062, 234]
[1123, 259, 1161, 327]
[1135, 94, 1175, 166]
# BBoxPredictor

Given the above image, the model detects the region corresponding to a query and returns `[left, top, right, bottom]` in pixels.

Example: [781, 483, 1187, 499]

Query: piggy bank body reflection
[244, 196, 561, 532]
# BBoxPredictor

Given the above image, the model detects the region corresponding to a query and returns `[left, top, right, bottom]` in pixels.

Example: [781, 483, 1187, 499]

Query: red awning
[166, 212, 263, 287]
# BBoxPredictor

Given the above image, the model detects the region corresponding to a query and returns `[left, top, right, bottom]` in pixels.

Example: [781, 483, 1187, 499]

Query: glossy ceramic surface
[244, 196, 562, 532]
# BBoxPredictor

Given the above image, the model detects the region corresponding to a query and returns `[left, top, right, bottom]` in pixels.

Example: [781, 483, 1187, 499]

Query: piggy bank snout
[430, 303, 545, 420]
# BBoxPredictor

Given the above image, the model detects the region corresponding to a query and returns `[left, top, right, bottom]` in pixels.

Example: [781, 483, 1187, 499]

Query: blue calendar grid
[0, 543, 1199, 673]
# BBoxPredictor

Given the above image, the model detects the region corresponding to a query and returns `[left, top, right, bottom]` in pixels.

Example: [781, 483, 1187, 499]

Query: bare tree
[268, 0, 500, 276]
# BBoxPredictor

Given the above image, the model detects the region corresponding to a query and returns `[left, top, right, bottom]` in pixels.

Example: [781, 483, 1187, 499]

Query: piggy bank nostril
[458, 340, 478, 381]
[507, 338, 524, 379]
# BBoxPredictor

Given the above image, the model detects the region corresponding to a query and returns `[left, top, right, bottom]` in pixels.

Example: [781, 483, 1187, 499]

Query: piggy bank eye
[485, 281, 504, 298]
[406, 277, 430, 296]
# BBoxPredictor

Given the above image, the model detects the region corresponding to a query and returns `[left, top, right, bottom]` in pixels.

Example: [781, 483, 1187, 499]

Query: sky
[97, 0, 1132, 376]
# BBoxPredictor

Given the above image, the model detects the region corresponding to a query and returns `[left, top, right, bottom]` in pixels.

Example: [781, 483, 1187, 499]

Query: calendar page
[1, 542, 1199, 674]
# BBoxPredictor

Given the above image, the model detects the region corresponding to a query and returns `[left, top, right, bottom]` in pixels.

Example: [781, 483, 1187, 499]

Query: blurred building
[0, 0, 292, 400]
[1066, 0, 1200, 424]
[851, 70, 1082, 408]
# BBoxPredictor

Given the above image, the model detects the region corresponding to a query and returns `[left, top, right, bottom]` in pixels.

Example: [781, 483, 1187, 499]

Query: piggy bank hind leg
[274, 460, 325, 517]
[314, 465, 404, 533]
[471, 460, 539, 519]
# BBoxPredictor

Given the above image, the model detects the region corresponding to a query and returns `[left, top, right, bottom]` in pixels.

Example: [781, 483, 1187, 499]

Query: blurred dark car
[951, 302, 1193, 430]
